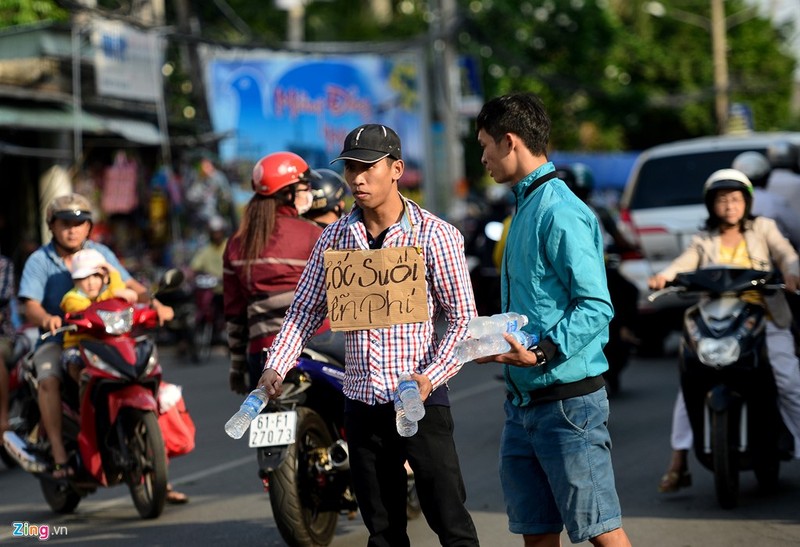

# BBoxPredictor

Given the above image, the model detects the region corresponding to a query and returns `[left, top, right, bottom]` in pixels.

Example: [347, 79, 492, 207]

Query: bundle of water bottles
[394, 373, 425, 437]
[454, 312, 538, 363]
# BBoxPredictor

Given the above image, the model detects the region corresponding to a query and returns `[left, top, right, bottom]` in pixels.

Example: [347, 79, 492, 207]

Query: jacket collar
[512, 162, 557, 204]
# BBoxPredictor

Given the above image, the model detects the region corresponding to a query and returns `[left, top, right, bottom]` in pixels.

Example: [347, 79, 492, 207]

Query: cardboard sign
[324, 247, 430, 331]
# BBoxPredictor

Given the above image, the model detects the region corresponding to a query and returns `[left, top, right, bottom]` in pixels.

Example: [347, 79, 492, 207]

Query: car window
[630, 148, 766, 210]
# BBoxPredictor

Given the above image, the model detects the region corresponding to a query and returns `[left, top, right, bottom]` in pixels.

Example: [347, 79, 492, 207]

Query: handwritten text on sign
[324, 247, 430, 331]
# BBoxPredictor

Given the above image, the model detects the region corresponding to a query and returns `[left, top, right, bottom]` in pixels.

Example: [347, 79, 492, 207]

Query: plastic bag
[157, 382, 196, 459]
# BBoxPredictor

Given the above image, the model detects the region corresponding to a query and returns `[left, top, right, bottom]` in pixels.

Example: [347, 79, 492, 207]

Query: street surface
[1, 342, 800, 546]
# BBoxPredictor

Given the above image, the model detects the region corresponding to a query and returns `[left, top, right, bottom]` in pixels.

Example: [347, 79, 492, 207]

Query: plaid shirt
[264, 197, 477, 405]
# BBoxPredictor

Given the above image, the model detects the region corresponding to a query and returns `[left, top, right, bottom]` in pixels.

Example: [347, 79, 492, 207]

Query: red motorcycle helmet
[251, 152, 320, 196]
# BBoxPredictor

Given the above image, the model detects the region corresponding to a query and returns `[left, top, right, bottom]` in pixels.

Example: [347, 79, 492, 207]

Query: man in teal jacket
[476, 93, 630, 547]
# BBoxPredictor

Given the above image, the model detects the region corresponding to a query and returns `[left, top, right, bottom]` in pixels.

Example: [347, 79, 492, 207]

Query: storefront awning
[104, 116, 163, 145]
[0, 104, 106, 132]
[0, 104, 164, 145]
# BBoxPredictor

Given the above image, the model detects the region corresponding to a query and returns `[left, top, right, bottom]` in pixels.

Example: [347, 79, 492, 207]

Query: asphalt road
[1, 341, 800, 546]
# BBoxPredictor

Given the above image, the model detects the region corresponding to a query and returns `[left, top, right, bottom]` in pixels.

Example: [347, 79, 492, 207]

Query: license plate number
[248, 411, 297, 448]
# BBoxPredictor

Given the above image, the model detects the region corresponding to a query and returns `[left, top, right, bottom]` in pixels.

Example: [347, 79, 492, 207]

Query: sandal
[166, 484, 189, 505]
[51, 462, 75, 480]
[658, 469, 692, 493]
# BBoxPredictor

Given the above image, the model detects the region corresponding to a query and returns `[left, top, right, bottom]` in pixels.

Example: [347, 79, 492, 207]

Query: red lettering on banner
[273, 88, 324, 118]
[326, 85, 372, 117]
[273, 85, 373, 119]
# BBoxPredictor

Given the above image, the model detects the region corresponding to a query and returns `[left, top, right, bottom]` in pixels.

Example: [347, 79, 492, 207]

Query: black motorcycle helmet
[555, 162, 594, 202]
[306, 169, 348, 216]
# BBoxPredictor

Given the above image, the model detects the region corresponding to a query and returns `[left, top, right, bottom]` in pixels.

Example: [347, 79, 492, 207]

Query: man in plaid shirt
[259, 124, 480, 546]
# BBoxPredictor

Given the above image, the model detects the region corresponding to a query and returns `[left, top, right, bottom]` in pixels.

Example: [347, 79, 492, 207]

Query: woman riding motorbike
[223, 152, 325, 394]
[649, 169, 800, 492]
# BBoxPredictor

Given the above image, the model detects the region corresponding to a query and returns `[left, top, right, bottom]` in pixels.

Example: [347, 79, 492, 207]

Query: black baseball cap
[331, 124, 402, 164]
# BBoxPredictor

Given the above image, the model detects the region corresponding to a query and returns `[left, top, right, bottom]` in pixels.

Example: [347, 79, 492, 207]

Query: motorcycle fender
[78, 402, 106, 485]
[257, 445, 289, 475]
[707, 385, 735, 413]
[108, 385, 158, 424]
[78, 386, 157, 485]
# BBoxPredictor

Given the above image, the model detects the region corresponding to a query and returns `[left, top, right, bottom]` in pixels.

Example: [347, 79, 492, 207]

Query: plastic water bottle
[396, 374, 425, 422]
[395, 407, 419, 437]
[225, 386, 269, 439]
[467, 312, 529, 338]
[454, 338, 484, 364]
[454, 331, 539, 363]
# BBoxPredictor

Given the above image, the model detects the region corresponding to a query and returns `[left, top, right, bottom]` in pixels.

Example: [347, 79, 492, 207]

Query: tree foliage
[1, 0, 797, 151]
[0, 0, 67, 25]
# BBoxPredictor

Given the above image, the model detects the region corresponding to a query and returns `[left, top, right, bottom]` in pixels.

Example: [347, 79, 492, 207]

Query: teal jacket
[501, 163, 613, 406]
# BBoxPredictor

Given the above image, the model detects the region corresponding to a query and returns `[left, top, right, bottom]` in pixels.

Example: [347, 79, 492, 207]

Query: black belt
[515, 375, 606, 406]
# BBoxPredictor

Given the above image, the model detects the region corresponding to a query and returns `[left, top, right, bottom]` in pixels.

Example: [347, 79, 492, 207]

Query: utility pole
[276, 0, 306, 47]
[710, 0, 729, 134]
[174, 0, 210, 131]
[644, 1, 757, 135]
[429, 0, 463, 218]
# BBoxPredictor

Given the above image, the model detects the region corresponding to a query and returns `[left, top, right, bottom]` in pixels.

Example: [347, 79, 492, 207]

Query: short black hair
[476, 93, 551, 156]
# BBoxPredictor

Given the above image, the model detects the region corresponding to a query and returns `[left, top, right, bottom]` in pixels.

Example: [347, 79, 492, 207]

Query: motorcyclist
[649, 169, 800, 492]
[732, 150, 800, 249]
[556, 163, 640, 394]
[302, 168, 349, 228]
[223, 152, 326, 394]
[191, 215, 228, 281]
[18, 193, 174, 480]
[190, 215, 228, 340]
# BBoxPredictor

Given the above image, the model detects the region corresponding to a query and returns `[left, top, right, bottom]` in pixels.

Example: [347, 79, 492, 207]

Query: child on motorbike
[649, 168, 800, 492]
[60, 248, 138, 384]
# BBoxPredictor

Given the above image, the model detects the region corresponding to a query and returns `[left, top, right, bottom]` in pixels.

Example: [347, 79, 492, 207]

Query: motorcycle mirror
[158, 268, 185, 293]
[484, 221, 505, 243]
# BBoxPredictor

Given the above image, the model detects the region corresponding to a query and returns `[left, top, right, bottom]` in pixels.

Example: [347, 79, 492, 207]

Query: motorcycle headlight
[83, 348, 124, 378]
[697, 336, 741, 367]
[98, 308, 134, 335]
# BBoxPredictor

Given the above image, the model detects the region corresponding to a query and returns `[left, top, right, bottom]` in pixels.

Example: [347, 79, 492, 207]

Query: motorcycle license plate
[248, 411, 297, 448]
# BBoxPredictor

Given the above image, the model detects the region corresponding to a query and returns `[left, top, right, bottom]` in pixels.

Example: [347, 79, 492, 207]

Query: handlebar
[39, 324, 78, 341]
[648, 282, 796, 303]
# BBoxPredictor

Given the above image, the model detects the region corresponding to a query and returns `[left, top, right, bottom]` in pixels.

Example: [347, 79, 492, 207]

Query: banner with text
[201, 47, 425, 189]
[92, 19, 164, 102]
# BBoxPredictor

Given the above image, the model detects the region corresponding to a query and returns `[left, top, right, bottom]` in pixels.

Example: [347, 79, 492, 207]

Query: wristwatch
[530, 346, 547, 366]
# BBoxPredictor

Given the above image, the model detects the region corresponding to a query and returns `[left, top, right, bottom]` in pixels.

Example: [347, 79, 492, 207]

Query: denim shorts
[32, 341, 63, 382]
[499, 387, 623, 543]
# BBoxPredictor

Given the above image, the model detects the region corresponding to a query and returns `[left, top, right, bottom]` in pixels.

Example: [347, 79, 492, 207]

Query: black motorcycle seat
[304, 330, 346, 368]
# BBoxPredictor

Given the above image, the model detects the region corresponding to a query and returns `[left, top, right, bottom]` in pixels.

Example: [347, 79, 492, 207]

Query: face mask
[295, 190, 313, 215]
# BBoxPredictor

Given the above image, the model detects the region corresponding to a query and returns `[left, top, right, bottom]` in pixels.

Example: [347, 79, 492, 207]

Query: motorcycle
[649, 267, 794, 509]
[601, 250, 641, 395]
[192, 273, 225, 362]
[250, 331, 421, 547]
[2, 270, 183, 519]
[154, 269, 200, 363]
